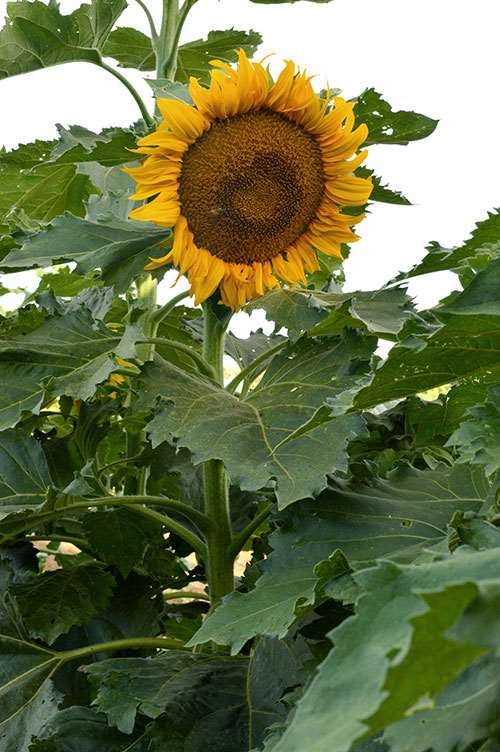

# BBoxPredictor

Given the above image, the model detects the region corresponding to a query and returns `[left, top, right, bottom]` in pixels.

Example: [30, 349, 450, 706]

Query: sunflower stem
[202, 301, 235, 607]
[97, 59, 154, 128]
[128, 273, 158, 497]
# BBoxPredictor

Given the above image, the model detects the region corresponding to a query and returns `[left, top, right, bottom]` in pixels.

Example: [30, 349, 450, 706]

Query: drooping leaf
[30, 706, 150, 752]
[189, 463, 487, 652]
[84, 639, 308, 749]
[357, 167, 411, 205]
[29, 706, 151, 752]
[384, 655, 500, 752]
[248, 286, 415, 340]
[82, 508, 163, 577]
[50, 125, 140, 168]
[142, 332, 373, 508]
[272, 548, 500, 752]
[175, 29, 263, 84]
[0, 677, 61, 752]
[353, 89, 438, 146]
[13, 562, 115, 644]
[0, 430, 51, 519]
[0, 302, 139, 430]
[0, 0, 127, 80]
[355, 314, 500, 410]
[447, 385, 500, 476]
[103, 27, 155, 70]
[2, 214, 171, 293]
[0, 635, 60, 730]
[400, 209, 500, 280]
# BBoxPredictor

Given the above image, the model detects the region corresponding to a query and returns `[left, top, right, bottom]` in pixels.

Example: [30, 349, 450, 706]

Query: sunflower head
[126, 50, 372, 310]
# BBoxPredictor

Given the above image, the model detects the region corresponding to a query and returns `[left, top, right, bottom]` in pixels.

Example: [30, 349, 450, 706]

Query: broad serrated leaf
[401, 209, 500, 279]
[225, 330, 286, 369]
[82, 508, 163, 577]
[50, 125, 140, 168]
[103, 27, 155, 70]
[355, 313, 500, 410]
[447, 385, 500, 476]
[357, 167, 411, 205]
[273, 548, 500, 752]
[384, 655, 500, 752]
[175, 29, 262, 84]
[146, 78, 192, 102]
[3, 214, 171, 293]
[142, 332, 373, 508]
[13, 562, 115, 644]
[0, 635, 60, 729]
[29, 706, 151, 752]
[0, 677, 61, 752]
[0, 430, 51, 519]
[248, 286, 415, 340]
[0, 141, 95, 235]
[84, 640, 307, 749]
[353, 89, 438, 146]
[189, 463, 487, 652]
[0, 303, 138, 429]
[0, 0, 127, 80]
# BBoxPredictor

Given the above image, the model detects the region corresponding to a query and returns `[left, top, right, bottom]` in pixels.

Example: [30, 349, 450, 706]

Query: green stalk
[1, 496, 208, 560]
[202, 302, 235, 607]
[61, 636, 186, 662]
[226, 341, 287, 394]
[98, 60, 154, 128]
[157, 0, 180, 79]
[129, 274, 159, 496]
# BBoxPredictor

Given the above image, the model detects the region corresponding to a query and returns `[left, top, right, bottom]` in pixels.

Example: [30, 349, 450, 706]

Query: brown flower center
[178, 109, 325, 265]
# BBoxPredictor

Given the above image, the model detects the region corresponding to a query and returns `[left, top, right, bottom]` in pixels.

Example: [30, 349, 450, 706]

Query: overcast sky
[0, 0, 499, 319]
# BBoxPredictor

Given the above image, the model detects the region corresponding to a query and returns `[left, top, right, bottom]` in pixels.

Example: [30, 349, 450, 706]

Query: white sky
[0, 0, 499, 321]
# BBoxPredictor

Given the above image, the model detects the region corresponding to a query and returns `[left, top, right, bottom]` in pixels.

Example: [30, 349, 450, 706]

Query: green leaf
[354, 89, 438, 146]
[357, 168, 411, 205]
[0, 0, 127, 80]
[146, 78, 192, 103]
[103, 27, 155, 70]
[225, 330, 286, 369]
[84, 640, 307, 749]
[384, 655, 500, 752]
[82, 508, 163, 577]
[84, 651, 249, 735]
[189, 463, 487, 652]
[447, 385, 500, 476]
[175, 29, 263, 85]
[355, 311, 500, 410]
[366, 584, 486, 729]
[0, 635, 60, 728]
[29, 706, 150, 752]
[0, 430, 51, 519]
[142, 332, 373, 508]
[248, 287, 415, 340]
[400, 209, 500, 280]
[0, 302, 138, 431]
[0, 677, 61, 752]
[272, 548, 500, 752]
[3, 214, 171, 293]
[0, 141, 96, 235]
[13, 562, 115, 644]
[50, 125, 140, 168]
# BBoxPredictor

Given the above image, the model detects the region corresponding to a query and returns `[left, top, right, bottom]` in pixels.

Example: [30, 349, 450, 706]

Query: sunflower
[126, 50, 372, 310]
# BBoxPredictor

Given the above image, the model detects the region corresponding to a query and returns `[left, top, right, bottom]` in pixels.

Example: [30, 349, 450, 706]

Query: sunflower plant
[1, 1, 500, 751]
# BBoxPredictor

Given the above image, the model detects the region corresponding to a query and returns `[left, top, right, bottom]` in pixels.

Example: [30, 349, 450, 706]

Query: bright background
[0, 0, 499, 329]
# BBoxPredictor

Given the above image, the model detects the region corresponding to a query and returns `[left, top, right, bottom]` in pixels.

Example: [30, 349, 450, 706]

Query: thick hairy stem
[202, 302, 235, 606]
